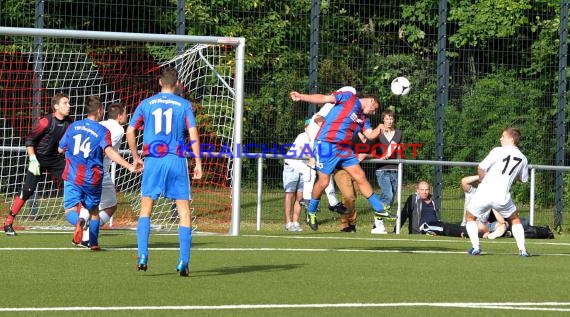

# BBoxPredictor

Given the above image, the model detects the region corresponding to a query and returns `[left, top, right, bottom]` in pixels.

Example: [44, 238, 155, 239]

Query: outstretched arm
[104, 146, 142, 173]
[290, 91, 335, 104]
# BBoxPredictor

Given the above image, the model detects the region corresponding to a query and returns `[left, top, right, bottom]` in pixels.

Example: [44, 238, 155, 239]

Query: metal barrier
[254, 157, 570, 233]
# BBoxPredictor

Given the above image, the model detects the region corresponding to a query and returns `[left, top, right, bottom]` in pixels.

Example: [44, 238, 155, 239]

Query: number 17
[501, 155, 522, 175]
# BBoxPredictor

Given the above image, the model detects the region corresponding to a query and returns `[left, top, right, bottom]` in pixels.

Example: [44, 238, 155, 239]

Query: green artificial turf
[1, 229, 569, 317]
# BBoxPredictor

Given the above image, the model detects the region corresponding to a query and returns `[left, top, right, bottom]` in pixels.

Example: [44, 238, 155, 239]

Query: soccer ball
[390, 76, 411, 96]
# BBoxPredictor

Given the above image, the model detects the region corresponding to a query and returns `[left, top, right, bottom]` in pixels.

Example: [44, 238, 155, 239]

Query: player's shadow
[345, 245, 461, 253]
[116, 241, 213, 248]
[191, 263, 305, 277]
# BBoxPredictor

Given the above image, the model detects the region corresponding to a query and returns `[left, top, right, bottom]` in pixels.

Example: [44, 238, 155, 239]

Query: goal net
[0, 29, 243, 233]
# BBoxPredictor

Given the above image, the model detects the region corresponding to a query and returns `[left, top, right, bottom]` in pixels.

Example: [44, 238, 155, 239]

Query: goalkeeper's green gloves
[28, 155, 40, 176]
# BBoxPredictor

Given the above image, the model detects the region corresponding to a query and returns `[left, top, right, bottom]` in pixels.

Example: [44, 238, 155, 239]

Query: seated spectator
[396, 181, 463, 236]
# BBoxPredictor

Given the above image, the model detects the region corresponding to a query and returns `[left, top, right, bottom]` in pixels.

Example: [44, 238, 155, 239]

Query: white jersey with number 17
[477, 146, 528, 204]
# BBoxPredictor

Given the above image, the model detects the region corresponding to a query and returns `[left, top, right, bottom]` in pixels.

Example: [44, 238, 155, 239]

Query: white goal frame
[0, 26, 245, 236]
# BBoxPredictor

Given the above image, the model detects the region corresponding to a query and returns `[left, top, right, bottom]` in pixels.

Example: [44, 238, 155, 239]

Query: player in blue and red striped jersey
[290, 89, 395, 231]
[126, 67, 203, 277]
[58, 96, 141, 250]
[3, 93, 72, 236]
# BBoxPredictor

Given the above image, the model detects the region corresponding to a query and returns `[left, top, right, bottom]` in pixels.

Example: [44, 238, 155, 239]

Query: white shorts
[467, 193, 516, 219]
[282, 165, 304, 193]
[99, 174, 117, 210]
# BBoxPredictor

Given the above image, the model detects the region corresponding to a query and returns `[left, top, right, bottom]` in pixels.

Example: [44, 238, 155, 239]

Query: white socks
[324, 178, 338, 206]
[511, 223, 526, 252]
[466, 221, 480, 249]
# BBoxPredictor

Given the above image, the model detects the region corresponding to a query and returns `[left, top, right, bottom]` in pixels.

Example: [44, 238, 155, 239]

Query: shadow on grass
[192, 263, 305, 277]
[115, 241, 215, 248]
[342, 245, 463, 253]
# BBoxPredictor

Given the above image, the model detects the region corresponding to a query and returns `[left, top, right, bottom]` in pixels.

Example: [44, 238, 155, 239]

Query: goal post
[0, 27, 245, 236]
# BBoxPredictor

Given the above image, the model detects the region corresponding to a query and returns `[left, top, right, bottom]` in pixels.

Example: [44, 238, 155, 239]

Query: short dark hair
[85, 96, 102, 116]
[382, 109, 396, 121]
[159, 67, 178, 87]
[359, 94, 380, 107]
[106, 103, 125, 120]
[51, 93, 69, 111]
[504, 127, 521, 146]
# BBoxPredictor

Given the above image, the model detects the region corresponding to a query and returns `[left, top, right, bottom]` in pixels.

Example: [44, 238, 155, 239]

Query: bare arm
[491, 209, 506, 224]
[290, 91, 336, 104]
[104, 146, 141, 173]
[477, 167, 487, 182]
[362, 123, 386, 141]
[363, 126, 379, 141]
[461, 175, 479, 193]
[188, 126, 203, 179]
[126, 126, 141, 162]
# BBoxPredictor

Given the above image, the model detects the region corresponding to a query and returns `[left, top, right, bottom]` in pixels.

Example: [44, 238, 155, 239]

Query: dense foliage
[0, 0, 567, 207]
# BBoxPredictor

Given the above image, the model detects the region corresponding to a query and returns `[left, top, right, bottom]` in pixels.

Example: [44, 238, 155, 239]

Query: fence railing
[252, 157, 570, 234]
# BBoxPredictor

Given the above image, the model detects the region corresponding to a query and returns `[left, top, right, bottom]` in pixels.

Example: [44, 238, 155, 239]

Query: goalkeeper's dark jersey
[24, 113, 73, 160]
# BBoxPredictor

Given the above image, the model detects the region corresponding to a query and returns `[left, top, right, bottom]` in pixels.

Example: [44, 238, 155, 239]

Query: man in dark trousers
[397, 181, 463, 236]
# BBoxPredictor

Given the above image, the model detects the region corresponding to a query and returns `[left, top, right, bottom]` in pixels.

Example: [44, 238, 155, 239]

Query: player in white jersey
[300, 86, 358, 214]
[77, 103, 128, 247]
[464, 127, 530, 256]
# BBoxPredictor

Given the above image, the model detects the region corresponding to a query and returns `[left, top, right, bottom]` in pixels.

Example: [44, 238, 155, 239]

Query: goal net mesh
[0, 37, 235, 233]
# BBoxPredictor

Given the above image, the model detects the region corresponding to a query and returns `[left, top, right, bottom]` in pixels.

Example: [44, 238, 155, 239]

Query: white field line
[1, 302, 570, 312]
[9, 231, 570, 247]
[0, 247, 569, 257]
[242, 234, 570, 247]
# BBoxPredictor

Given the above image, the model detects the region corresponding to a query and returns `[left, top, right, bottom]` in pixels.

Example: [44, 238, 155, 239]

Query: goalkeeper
[3, 93, 73, 236]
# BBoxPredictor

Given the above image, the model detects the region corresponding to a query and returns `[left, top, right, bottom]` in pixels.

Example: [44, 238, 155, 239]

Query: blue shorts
[314, 141, 359, 175]
[63, 181, 102, 210]
[142, 155, 191, 200]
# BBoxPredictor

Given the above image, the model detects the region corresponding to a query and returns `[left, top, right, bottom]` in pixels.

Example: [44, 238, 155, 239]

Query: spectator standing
[373, 109, 402, 208]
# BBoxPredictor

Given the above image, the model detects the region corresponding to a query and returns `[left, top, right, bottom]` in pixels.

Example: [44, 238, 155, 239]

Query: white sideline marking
[1, 302, 570, 312]
[243, 234, 570, 247]
[9, 231, 570, 247]
[0, 247, 569, 257]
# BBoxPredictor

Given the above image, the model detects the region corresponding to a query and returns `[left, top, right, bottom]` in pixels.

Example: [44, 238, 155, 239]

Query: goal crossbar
[0, 26, 245, 236]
